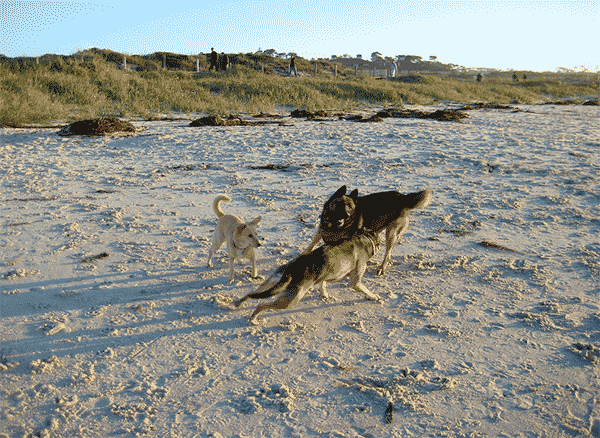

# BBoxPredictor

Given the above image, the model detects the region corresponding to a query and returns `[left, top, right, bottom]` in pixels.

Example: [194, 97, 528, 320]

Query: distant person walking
[288, 54, 298, 77]
[209, 48, 219, 71]
[218, 52, 229, 71]
[389, 60, 397, 77]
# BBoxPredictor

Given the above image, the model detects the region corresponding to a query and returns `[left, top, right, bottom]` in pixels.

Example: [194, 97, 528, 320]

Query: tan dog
[232, 230, 380, 324]
[207, 194, 262, 283]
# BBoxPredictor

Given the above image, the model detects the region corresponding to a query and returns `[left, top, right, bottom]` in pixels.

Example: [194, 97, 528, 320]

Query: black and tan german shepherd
[233, 230, 380, 324]
[303, 186, 432, 275]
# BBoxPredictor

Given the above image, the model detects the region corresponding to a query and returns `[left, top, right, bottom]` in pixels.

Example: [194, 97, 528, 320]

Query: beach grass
[1, 52, 598, 125]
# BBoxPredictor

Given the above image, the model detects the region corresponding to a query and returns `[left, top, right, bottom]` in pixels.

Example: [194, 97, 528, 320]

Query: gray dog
[233, 230, 380, 324]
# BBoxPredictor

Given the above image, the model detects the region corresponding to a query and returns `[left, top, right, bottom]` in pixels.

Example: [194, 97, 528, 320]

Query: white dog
[207, 194, 262, 283]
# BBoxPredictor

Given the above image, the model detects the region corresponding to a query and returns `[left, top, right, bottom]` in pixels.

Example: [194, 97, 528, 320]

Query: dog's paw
[250, 273, 265, 281]
[376, 266, 388, 276]
[366, 293, 382, 302]
[249, 317, 262, 326]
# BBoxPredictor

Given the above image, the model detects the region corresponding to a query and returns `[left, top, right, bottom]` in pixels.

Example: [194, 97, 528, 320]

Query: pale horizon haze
[1, 0, 598, 72]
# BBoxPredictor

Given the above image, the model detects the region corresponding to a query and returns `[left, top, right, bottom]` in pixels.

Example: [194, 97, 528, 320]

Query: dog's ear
[250, 216, 262, 226]
[349, 189, 359, 201]
[327, 185, 347, 202]
[334, 185, 347, 197]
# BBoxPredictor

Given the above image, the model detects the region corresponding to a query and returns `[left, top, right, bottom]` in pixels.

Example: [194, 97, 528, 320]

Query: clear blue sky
[1, 0, 598, 72]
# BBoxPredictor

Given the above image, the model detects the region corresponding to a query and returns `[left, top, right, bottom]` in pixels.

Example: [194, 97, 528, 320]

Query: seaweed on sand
[58, 117, 140, 136]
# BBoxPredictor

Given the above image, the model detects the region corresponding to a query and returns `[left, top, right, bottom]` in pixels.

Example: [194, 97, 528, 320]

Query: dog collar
[360, 231, 379, 255]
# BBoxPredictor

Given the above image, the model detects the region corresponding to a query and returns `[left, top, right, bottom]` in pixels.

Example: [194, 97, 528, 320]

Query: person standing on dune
[288, 54, 298, 77]
[209, 48, 219, 71]
[218, 52, 229, 71]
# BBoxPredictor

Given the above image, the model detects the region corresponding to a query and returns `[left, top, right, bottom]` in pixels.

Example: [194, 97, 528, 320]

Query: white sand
[1, 104, 599, 437]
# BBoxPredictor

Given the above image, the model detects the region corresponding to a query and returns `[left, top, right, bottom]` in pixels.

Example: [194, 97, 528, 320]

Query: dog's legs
[249, 287, 302, 325]
[351, 281, 380, 301]
[249, 300, 290, 325]
[207, 249, 214, 268]
[248, 249, 258, 278]
[248, 285, 311, 324]
[302, 225, 323, 255]
[207, 242, 220, 268]
[207, 237, 216, 268]
[227, 243, 237, 283]
[350, 264, 381, 300]
[249, 303, 277, 325]
[228, 259, 236, 283]
[378, 216, 410, 275]
[319, 281, 331, 302]
[207, 233, 224, 268]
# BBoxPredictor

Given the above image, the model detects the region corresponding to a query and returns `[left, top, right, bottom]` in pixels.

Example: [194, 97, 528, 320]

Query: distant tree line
[255, 49, 438, 65]
[254, 49, 456, 72]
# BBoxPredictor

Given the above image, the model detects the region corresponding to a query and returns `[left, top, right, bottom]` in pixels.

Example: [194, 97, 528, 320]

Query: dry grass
[1, 52, 598, 125]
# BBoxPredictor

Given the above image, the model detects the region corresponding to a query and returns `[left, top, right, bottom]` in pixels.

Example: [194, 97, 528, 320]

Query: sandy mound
[57, 117, 141, 136]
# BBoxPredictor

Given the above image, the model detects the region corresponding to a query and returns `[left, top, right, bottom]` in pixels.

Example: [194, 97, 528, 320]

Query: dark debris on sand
[478, 240, 520, 253]
[190, 115, 291, 127]
[58, 118, 140, 136]
[290, 109, 346, 121]
[344, 114, 384, 123]
[290, 107, 469, 123]
[369, 108, 469, 122]
[248, 162, 336, 172]
[190, 115, 245, 126]
[458, 103, 514, 111]
[253, 112, 285, 118]
[544, 99, 600, 106]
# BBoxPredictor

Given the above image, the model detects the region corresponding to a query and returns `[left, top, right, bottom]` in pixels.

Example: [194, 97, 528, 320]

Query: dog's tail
[248, 277, 293, 300]
[235, 265, 292, 308]
[408, 188, 433, 210]
[247, 264, 292, 300]
[213, 194, 231, 218]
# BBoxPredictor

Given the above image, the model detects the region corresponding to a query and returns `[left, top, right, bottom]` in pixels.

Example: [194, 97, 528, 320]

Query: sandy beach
[1, 104, 599, 437]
